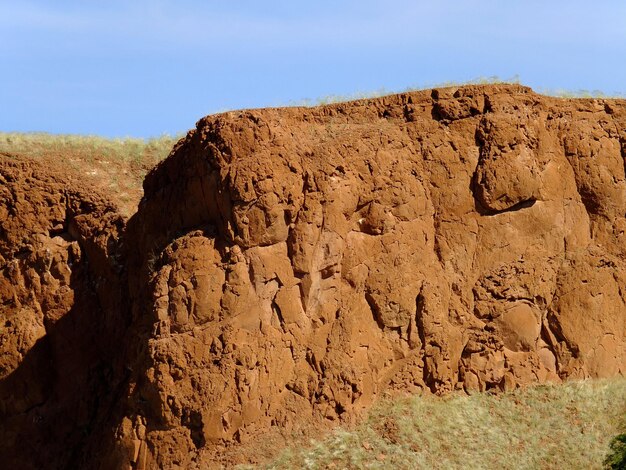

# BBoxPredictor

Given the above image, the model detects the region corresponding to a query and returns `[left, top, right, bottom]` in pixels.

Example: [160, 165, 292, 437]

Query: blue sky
[1, 0, 625, 137]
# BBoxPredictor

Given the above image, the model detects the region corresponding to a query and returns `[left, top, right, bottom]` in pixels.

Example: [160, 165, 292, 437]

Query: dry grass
[288, 76, 625, 107]
[0, 132, 176, 164]
[249, 378, 626, 470]
[0, 132, 179, 216]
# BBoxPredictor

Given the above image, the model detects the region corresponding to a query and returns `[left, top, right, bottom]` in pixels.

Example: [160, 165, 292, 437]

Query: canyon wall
[1, 84, 625, 468]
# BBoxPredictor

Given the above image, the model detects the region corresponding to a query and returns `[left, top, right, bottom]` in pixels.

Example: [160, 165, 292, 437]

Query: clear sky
[1, 0, 625, 138]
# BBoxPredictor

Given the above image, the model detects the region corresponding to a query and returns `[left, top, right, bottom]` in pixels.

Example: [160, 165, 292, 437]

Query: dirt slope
[1, 84, 626, 468]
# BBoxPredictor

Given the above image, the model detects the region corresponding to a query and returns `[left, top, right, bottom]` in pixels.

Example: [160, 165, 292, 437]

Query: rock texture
[1, 84, 626, 468]
[0, 158, 128, 469]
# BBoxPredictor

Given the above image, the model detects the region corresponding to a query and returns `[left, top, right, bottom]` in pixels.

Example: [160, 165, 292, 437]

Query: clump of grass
[247, 378, 626, 470]
[605, 433, 626, 469]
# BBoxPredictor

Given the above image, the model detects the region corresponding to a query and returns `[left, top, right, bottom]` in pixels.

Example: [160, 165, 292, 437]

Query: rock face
[0, 158, 128, 469]
[1, 84, 626, 468]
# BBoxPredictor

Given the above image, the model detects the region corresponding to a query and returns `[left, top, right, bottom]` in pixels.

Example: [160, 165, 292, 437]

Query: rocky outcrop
[1, 84, 626, 468]
[0, 157, 128, 469]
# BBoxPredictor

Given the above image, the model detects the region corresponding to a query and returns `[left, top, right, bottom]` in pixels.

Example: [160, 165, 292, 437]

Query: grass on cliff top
[0, 132, 179, 216]
[0, 131, 177, 164]
[290, 75, 626, 106]
[248, 378, 626, 470]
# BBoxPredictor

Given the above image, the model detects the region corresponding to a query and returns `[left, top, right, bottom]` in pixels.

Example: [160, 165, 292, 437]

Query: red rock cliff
[1, 84, 626, 468]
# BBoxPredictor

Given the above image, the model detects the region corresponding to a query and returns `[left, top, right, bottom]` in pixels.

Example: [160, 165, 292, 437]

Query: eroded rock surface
[0, 157, 128, 469]
[1, 85, 626, 468]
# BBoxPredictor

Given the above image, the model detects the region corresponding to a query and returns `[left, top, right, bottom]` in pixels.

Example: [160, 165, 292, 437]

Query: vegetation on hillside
[605, 432, 626, 469]
[0, 132, 179, 216]
[244, 379, 626, 470]
[0, 132, 177, 165]
[289, 76, 626, 107]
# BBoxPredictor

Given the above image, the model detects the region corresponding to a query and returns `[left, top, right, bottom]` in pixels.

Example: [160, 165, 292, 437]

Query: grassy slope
[0, 132, 178, 216]
[250, 379, 626, 470]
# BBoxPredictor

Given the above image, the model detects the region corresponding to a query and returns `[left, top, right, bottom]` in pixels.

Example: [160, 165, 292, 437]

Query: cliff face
[1, 84, 626, 468]
[0, 159, 128, 469]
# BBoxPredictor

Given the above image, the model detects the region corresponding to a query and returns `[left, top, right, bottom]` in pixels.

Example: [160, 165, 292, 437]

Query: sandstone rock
[0, 157, 128, 469]
[1, 84, 626, 468]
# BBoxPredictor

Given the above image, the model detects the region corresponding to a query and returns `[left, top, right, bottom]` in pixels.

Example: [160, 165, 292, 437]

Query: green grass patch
[249, 378, 626, 470]
[605, 432, 626, 469]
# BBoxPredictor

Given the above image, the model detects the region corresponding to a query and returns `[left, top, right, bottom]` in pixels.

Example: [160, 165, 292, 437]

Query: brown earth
[1, 84, 626, 468]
